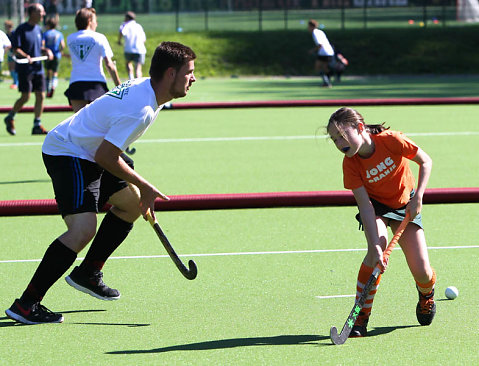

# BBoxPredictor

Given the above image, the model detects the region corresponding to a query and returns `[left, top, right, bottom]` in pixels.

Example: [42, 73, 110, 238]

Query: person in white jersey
[118, 11, 146, 80]
[5, 41, 197, 325]
[65, 7, 121, 113]
[307, 19, 335, 88]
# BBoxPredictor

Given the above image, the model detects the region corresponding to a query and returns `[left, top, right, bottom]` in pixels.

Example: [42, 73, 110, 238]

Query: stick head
[184, 260, 198, 280]
[330, 326, 347, 345]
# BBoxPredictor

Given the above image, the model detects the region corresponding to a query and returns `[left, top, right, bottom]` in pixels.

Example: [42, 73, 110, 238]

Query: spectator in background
[43, 13, 65, 98]
[44, 0, 59, 20]
[4, 3, 53, 136]
[0, 27, 12, 82]
[81, 0, 93, 8]
[4, 20, 17, 89]
[118, 11, 146, 80]
[65, 7, 121, 113]
[307, 19, 335, 88]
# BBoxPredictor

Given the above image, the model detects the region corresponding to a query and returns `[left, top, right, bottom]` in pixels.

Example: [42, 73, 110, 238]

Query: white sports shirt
[67, 29, 114, 84]
[42, 78, 163, 162]
[311, 28, 334, 57]
[0, 30, 11, 62]
[119, 20, 146, 54]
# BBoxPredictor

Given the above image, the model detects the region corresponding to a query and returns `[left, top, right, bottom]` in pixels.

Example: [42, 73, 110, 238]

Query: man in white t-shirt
[65, 7, 121, 114]
[307, 19, 335, 88]
[5, 42, 197, 325]
[0, 29, 11, 73]
[118, 11, 146, 80]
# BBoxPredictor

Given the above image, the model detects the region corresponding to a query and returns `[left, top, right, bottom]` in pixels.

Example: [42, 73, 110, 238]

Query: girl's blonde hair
[327, 107, 389, 135]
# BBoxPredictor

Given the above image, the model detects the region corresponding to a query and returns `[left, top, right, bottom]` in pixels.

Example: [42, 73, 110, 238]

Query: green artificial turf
[0, 78, 478, 365]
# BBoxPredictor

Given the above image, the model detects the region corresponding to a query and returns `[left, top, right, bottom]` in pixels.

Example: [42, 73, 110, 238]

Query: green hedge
[58, 25, 479, 78]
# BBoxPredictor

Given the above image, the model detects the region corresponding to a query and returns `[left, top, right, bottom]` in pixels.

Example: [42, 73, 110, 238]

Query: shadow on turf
[106, 334, 327, 354]
[0, 309, 149, 327]
[0, 179, 51, 185]
[367, 324, 420, 337]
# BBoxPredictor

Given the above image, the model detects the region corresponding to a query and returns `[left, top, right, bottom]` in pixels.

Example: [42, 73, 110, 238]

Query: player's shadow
[0, 179, 50, 185]
[368, 324, 420, 337]
[0, 309, 148, 328]
[62, 309, 149, 327]
[106, 334, 327, 354]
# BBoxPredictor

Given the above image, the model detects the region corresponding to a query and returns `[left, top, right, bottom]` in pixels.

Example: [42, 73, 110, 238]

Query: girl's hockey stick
[146, 210, 198, 280]
[330, 212, 411, 345]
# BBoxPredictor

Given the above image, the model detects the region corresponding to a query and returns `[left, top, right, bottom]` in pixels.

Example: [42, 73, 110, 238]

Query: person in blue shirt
[3, 3, 53, 136]
[43, 14, 65, 98]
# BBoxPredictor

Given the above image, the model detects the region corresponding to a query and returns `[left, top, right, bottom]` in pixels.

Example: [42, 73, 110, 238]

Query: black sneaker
[416, 287, 436, 326]
[32, 125, 48, 135]
[5, 299, 63, 325]
[65, 266, 120, 301]
[4, 115, 16, 135]
[349, 311, 369, 338]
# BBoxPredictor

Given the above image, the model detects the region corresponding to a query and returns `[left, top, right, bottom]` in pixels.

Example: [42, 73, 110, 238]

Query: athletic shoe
[65, 266, 121, 301]
[349, 311, 369, 338]
[4, 115, 16, 135]
[32, 125, 48, 135]
[416, 287, 436, 325]
[9, 84, 17, 89]
[5, 299, 63, 325]
[46, 89, 54, 98]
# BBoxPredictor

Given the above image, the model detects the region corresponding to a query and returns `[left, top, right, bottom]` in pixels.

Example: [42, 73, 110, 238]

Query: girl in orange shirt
[327, 107, 436, 338]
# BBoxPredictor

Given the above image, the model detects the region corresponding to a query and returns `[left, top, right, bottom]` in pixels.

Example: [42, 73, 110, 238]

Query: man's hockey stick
[13, 55, 48, 64]
[146, 211, 198, 280]
[330, 213, 410, 345]
[128, 183, 197, 280]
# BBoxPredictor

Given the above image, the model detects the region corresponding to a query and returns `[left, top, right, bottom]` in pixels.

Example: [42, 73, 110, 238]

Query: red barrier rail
[1, 96, 478, 114]
[0, 188, 478, 216]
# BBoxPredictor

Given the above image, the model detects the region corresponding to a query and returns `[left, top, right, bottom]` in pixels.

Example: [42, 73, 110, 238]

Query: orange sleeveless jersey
[342, 130, 419, 209]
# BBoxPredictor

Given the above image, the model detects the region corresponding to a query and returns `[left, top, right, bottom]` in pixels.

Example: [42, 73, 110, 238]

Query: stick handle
[13, 55, 48, 64]
[382, 212, 411, 262]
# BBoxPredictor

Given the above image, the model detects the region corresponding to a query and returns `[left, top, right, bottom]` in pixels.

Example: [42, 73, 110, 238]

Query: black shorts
[42, 153, 134, 217]
[317, 55, 333, 63]
[355, 190, 423, 230]
[64, 81, 109, 105]
[18, 72, 45, 93]
[124, 52, 145, 65]
[44, 58, 60, 72]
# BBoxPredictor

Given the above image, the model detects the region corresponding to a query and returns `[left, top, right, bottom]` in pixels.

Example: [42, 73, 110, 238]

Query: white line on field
[1, 131, 478, 148]
[0, 244, 477, 264]
[316, 294, 356, 299]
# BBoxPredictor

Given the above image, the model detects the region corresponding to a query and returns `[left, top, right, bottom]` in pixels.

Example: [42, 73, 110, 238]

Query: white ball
[445, 286, 459, 300]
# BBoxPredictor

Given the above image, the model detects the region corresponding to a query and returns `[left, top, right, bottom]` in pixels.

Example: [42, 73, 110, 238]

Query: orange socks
[355, 263, 382, 320]
[416, 268, 436, 295]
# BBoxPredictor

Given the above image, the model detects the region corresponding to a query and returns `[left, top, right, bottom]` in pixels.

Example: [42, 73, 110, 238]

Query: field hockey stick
[146, 210, 198, 280]
[330, 212, 411, 345]
[13, 55, 48, 64]
[128, 183, 197, 279]
[125, 146, 136, 155]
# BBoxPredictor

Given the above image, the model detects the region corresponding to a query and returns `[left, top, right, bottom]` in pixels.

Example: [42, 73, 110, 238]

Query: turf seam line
[1, 245, 478, 264]
[1, 131, 479, 148]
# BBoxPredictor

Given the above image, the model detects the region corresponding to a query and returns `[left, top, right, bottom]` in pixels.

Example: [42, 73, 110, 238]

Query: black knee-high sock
[79, 211, 133, 272]
[20, 239, 77, 305]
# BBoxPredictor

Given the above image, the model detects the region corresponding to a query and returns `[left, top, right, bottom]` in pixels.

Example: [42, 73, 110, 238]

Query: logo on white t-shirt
[107, 80, 132, 99]
[69, 39, 96, 61]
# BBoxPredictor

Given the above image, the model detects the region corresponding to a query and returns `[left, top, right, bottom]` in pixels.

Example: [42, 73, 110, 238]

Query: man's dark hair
[149, 42, 196, 81]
